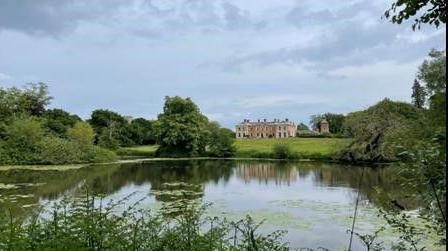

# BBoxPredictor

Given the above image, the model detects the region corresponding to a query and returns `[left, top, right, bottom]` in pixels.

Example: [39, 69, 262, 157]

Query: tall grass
[0, 189, 291, 251]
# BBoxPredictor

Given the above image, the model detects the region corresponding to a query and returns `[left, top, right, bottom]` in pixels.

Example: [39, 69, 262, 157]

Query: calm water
[0, 160, 415, 250]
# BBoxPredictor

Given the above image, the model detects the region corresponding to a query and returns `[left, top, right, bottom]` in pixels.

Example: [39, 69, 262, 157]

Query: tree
[297, 123, 309, 131]
[324, 113, 345, 134]
[418, 50, 446, 95]
[97, 127, 121, 150]
[44, 108, 81, 136]
[67, 122, 95, 148]
[0, 83, 52, 121]
[310, 113, 345, 134]
[417, 49, 446, 126]
[89, 109, 128, 131]
[310, 115, 324, 131]
[129, 118, 156, 145]
[341, 99, 426, 162]
[21, 83, 53, 116]
[89, 109, 134, 146]
[384, 0, 447, 30]
[207, 122, 236, 157]
[411, 79, 426, 108]
[155, 96, 209, 157]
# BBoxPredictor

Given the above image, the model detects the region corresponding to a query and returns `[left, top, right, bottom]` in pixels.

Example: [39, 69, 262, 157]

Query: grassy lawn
[234, 138, 351, 159]
[118, 138, 351, 160]
[117, 145, 159, 157]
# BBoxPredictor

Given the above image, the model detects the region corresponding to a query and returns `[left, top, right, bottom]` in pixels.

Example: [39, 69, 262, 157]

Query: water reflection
[236, 161, 299, 185]
[0, 160, 414, 216]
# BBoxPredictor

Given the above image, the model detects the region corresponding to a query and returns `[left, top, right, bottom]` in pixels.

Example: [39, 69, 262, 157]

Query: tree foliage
[341, 99, 426, 162]
[309, 114, 323, 131]
[67, 122, 95, 148]
[129, 118, 156, 145]
[297, 123, 309, 131]
[39, 136, 84, 165]
[89, 109, 128, 132]
[310, 113, 345, 134]
[384, 0, 447, 30]
[417, 49, 446, 126]
[411, 79, 426, 108]
[89, 109, 134, 147]
[207, 122, 236, 157]
[0, 117, 45, 164]
[0, 83, 52, 121]
[44, 108, 81, 136]
[0, 84, 116, 165]
[156, 96, 209, 156]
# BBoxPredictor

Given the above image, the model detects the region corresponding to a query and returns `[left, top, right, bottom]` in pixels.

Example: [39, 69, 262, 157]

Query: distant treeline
[0, 84, 235, 165]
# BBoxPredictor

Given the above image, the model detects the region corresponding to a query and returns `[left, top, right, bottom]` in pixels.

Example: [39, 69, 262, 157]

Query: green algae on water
[0, 164, 88, 171]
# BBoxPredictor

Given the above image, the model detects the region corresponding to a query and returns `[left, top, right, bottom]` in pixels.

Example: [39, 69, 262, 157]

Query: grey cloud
[210, 0, 445, 75]
[286, 7, 337, 27]
[0, 0, 126, 36]
[222, 2, 252, 30]
[0, 0, 262, 37]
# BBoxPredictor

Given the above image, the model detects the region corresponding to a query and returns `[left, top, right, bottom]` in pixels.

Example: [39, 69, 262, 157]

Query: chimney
[264, 118, 267, 122]
[285, 118, 289, 122]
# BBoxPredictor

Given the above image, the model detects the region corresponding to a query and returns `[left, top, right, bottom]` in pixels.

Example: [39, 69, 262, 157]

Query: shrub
[86, 146, 117, 163]
[272, 143, 293, 159]
[0, 143, 7, 164]
[116, 147, 156, 158]
[0, 191, 291, 251]
[0, 117, 45, 164]
[4, 117, 45, 148]
[207, 127, 236, 157]
[39, 136, 83, 164]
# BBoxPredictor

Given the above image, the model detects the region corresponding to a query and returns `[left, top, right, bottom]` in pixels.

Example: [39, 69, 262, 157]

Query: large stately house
[235, 119, 297, 139]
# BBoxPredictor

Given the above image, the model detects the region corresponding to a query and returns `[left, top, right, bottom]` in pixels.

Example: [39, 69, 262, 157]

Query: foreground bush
[0, 192, 290, 251]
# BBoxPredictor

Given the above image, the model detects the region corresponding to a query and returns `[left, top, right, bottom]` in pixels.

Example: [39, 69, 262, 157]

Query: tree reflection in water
[0, 160, 418, 217]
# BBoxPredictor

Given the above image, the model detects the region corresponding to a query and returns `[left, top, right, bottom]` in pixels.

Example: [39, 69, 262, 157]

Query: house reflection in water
[235, 162, 299, 185]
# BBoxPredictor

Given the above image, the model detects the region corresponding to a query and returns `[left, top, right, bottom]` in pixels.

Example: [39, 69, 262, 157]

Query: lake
[0, 159, 425, 250]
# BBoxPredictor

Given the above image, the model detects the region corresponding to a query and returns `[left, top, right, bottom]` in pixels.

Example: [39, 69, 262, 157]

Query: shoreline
[0, 156, 392, 171]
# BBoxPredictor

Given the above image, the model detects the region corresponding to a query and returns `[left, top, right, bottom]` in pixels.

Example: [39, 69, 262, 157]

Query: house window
[238, 133, 241, 137]
[284, 132, 287, 137]
[278, 132, 281, 138]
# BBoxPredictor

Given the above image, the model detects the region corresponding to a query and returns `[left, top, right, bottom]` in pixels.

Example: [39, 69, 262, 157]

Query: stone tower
[320, 119, 329, 134]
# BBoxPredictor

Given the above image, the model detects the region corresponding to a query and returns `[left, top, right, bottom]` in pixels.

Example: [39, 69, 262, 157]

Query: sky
[0, 0, 445, 128]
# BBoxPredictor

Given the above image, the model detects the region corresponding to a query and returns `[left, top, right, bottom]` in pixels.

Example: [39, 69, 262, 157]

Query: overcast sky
[0, 0, 445, 128]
